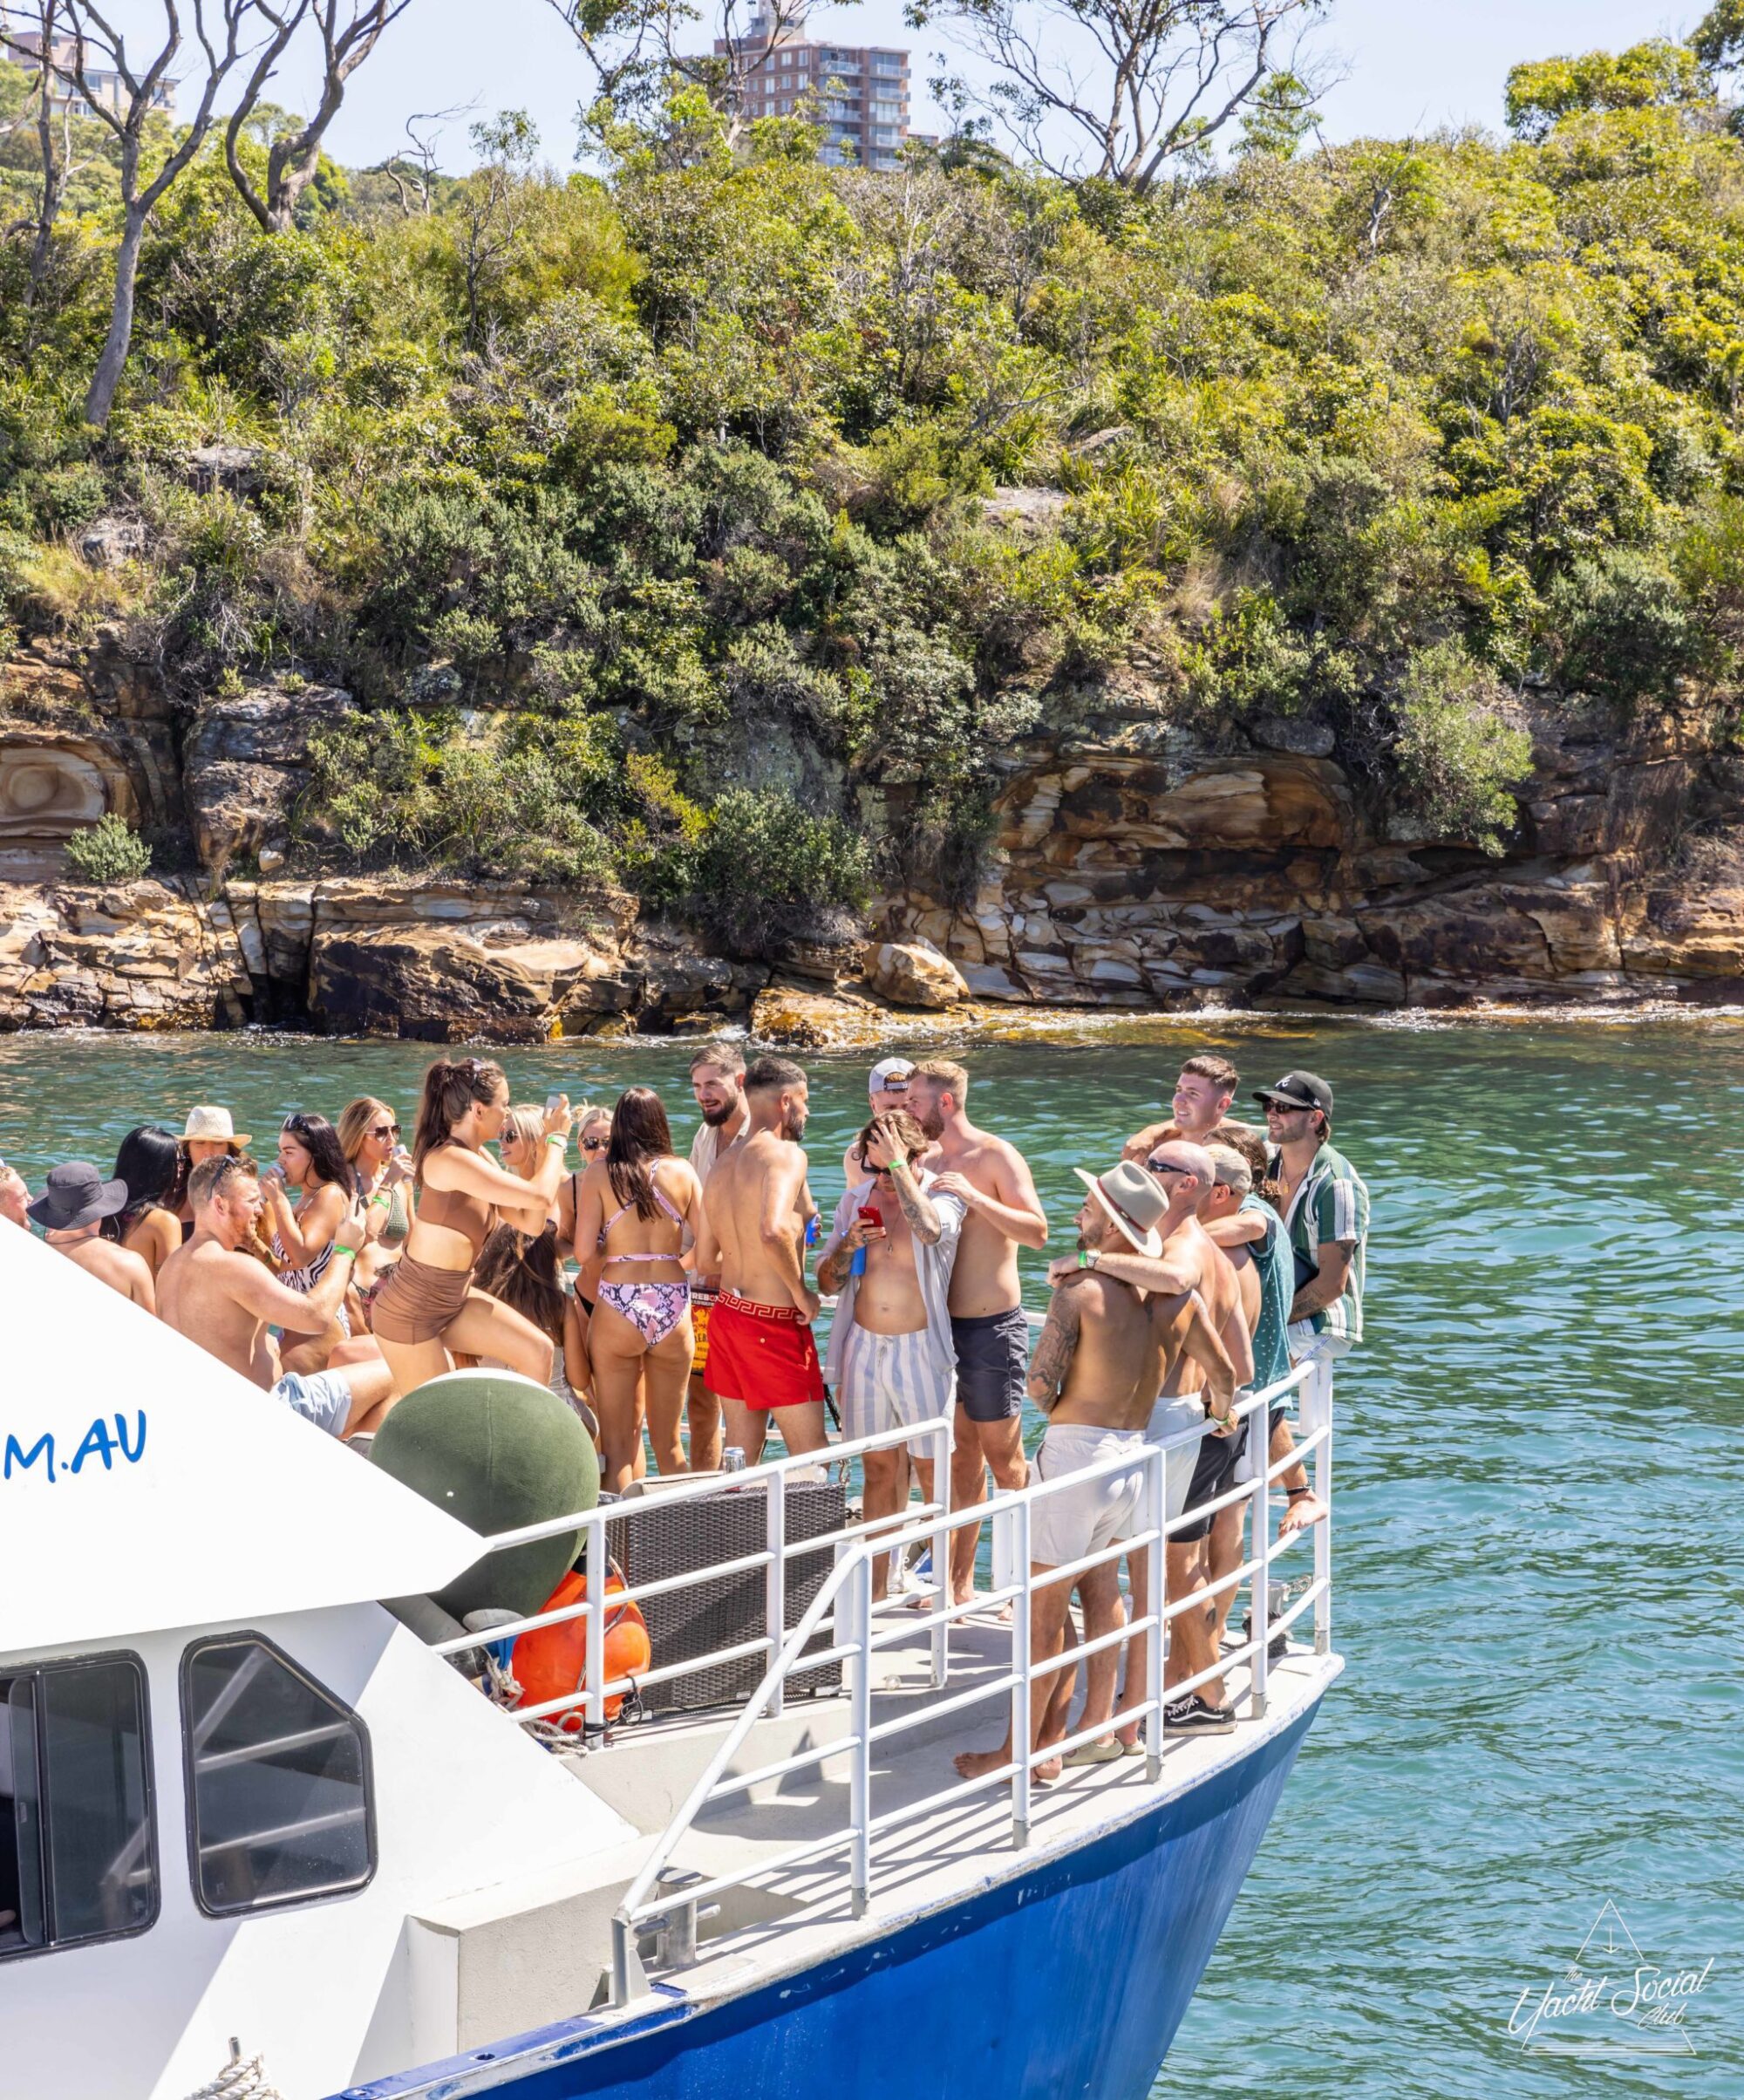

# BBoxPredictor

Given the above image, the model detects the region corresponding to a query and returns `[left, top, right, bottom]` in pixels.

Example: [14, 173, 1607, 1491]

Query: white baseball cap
[869, 1057, 915, 1094]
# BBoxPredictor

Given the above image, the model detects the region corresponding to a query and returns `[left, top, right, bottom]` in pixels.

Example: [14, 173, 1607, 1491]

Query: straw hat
[1073, 1162, 1166, 1258]
[182, 1105, 251, 1149]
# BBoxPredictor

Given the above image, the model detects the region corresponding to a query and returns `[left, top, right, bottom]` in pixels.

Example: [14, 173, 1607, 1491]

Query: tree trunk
[85, 206, 146, 428]
[25, 118, 65, 311]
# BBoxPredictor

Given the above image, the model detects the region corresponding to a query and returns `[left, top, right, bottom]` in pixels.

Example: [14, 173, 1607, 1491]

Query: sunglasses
[1147, 1157, 1196, 1176]
[368, 1122, 399, 1140]
[1262, 1098, 1311, 1114]
[582, 1134, 609, 1152]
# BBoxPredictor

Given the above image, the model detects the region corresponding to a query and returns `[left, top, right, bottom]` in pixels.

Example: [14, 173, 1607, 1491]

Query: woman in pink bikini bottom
[569, 1087, 704, 1492]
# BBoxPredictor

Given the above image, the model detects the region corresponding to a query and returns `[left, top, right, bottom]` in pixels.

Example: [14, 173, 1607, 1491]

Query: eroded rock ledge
[2, 635, 1741, 1039]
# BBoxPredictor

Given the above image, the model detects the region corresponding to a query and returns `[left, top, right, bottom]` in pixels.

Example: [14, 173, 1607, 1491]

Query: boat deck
[407, 1596, 1338, 2047]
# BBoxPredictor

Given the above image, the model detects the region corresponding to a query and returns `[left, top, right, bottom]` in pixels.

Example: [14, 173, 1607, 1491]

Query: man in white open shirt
[817, 1109, 965, 1599]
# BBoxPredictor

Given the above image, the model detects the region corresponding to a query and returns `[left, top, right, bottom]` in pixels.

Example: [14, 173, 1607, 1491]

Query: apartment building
[715, 8, 914, 169]
[3, 28, 174, 118]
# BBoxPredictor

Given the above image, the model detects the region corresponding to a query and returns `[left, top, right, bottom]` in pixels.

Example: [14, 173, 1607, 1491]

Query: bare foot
[951, 1582, 978, 1608]
[954, 1745, 1011, 1780]
[1277, 1489, 1328, 1540]
[1033, 1754, 1062, 1784]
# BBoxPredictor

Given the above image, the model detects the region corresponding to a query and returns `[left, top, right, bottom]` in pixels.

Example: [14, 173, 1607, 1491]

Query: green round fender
[370, 1369, 599, 1621]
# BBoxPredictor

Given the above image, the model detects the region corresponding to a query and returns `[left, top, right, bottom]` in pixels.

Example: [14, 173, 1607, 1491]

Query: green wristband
[546, 1133, 566, 1149]
[333, 1242, 359, 1260]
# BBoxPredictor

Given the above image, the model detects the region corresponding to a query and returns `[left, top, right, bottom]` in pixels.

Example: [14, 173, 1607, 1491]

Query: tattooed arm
[1026, 1278, 1086, 1411]
[864, 1119, 943, 1244]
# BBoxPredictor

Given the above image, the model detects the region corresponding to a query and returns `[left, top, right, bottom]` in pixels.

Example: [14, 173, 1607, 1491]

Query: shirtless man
[159, 1154, 396, 1438]
[696, 1054, 827, 1463]
[0, 1159, 29, 1228]
[818, 1109, 964, 1597]
[1051, 1139, 1253, 1735]
[684, 1043, 749, 1472]
[954, 1162, 1232, 1785]
[1122, 1053, 1240, 1166]
[907, 1059, 1048, 1606]
[28, 1162, 155, 1312]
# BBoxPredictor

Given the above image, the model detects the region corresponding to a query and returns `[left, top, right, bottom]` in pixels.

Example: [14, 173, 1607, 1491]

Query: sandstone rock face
[182, 682, 356, 873]
[885, 691, 1744, 1011]
[866, 938, 970, 1009]
[0, 878, 253, 1032]
[3, 638, 1743, 1033]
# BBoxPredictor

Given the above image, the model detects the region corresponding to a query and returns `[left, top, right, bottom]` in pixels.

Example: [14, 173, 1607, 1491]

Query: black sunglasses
[582, 1134, 609, 1152]
[1147, 1157, 1195, 1176]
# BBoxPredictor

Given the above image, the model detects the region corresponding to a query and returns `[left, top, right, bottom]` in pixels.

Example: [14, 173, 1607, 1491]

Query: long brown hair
[606, 1086, 674, 1220]
[412, 1057, 506, 1177]
[473, 1221, 566, 1345]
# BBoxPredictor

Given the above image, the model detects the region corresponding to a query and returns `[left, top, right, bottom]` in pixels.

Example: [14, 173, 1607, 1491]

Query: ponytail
[413, 1057, 507, 1178]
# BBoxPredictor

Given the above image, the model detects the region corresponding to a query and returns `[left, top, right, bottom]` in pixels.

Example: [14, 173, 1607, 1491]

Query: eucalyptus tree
[903, 0, 1324, 192]
[223, 0, 412, 233]
[40, 0, 260, 425]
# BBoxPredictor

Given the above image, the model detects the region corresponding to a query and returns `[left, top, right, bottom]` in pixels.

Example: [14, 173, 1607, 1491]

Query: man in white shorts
[817, 1110, 964, 1599]
[954, 1162, 1233, 1783]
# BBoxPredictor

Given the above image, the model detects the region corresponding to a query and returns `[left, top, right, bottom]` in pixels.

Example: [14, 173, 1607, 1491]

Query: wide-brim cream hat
[1073, 1162, 1165, 1258]
[182, 1104, 251, 1149]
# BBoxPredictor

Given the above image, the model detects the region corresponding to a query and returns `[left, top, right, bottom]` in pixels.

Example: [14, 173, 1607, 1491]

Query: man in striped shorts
[817, 1111, 965, 1599]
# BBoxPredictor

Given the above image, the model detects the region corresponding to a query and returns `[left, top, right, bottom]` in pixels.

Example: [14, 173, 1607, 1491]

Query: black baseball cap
[1253, 1070, 1333, 1117]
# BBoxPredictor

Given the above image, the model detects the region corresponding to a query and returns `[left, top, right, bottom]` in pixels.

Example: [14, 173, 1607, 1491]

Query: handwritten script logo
[1509, 1901, 1714, 2058]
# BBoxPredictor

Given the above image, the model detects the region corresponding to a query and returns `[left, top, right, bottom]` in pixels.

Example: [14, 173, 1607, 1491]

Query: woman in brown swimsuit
[371, 1057, 573, 1396]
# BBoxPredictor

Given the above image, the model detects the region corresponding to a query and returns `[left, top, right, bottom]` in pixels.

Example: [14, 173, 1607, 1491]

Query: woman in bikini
[570, 1087, 701, 1491]
[261, 1112, 359, 1374]
[100, 1124, 187, 1281]
[371, 1058, 570, 1396]
[338, 1095, 417, 1309]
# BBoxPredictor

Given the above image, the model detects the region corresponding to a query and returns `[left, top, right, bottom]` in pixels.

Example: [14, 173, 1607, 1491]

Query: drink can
[722, 1446, 746, 1473]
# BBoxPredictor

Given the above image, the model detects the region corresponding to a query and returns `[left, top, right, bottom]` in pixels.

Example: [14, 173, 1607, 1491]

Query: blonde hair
[911, 1057, 969, 1103]
[337, 1097, 392, 1168]
[501, 1103, 547, 1180]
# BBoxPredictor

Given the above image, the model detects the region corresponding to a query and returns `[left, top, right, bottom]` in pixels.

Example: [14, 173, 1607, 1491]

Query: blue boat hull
[344, 1697, 1320, 2100]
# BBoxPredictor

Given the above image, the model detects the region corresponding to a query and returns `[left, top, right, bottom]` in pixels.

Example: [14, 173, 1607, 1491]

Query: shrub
[1393, 642, 1533, 856]
[63, 815, 152, 884]
[1549, 549, 1699, 707]
[691, 787, 870, 953]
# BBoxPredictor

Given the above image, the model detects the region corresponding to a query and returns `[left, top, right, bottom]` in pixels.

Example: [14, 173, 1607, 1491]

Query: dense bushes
[63, 815, 152, 884]
[7, 47, 1744, 934]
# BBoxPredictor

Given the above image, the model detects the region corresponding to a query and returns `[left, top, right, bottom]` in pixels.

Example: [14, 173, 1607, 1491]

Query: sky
[99, 0, 1703, 173]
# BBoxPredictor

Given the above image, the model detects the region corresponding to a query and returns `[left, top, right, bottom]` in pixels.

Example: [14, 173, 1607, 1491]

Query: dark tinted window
[183, 1638, 372, 1916]
[0, 1657, 155, 1959]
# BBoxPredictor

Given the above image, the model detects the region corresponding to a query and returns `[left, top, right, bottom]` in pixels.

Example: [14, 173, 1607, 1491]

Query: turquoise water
[3, 1017, 1741, 2092]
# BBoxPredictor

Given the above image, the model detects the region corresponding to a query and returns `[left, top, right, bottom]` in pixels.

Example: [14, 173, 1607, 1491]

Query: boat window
[0, 1655, 156, 1960]
[181, 1635, 374, 1917]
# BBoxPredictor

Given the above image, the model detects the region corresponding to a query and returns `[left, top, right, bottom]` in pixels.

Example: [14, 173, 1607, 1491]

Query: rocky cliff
[2, 636, 1741, 1039]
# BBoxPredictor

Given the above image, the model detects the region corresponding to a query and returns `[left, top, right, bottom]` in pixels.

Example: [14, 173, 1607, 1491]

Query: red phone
[858, 1204, 883, 1230]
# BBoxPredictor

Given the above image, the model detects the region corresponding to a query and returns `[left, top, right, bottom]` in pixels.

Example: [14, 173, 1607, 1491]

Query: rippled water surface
[3, 1014, 1741, 2094]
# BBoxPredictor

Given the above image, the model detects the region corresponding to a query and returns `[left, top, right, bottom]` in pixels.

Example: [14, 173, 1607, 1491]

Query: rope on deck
[181, 2042, 283, 2100]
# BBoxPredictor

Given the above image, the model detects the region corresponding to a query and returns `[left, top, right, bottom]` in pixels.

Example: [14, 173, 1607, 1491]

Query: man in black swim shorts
[909, 1058, 1050, 1607]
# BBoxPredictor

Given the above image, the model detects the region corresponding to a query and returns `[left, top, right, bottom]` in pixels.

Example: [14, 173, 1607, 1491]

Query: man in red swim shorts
[696, 1053, 828, 1462]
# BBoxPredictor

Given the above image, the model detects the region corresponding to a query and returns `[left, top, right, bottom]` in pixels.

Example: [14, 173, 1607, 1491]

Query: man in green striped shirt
[1254, 1070, 1369, 1364]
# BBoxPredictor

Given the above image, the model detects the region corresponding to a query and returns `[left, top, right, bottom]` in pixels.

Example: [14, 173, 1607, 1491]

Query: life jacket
[512, 1565, 650, 1729]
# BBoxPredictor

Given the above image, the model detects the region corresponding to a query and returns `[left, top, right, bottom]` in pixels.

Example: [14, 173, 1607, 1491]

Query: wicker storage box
[616, 1476, 847, 1714]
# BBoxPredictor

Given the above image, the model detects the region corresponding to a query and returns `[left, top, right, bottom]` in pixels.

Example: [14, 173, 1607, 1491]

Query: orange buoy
[512, 1565, 650, 1729]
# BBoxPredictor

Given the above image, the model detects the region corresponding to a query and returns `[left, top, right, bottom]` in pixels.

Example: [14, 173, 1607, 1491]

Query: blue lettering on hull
[3, 1414, 146, 1485]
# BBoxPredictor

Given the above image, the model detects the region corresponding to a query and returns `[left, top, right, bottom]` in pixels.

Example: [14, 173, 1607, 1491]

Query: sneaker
[1164, 1694, 1237, 1735]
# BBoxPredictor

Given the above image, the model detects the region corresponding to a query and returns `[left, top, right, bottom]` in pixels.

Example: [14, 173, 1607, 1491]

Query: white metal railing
[429, 1416, 957, 1728]
[603, 1360, 1336, 2007]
